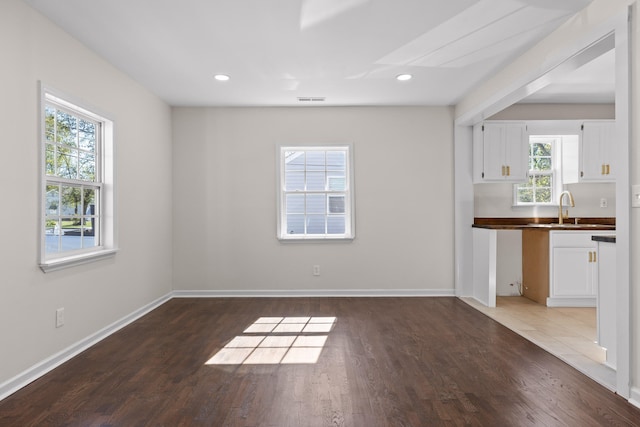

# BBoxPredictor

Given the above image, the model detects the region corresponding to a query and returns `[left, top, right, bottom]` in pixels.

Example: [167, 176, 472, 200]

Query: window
[278, 145, 354, 240]
[514, 135, 566, 206]
[40, 88, 116, 271]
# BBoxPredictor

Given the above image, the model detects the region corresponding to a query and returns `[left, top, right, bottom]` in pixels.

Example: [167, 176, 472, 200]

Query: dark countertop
[473, 223, 616, 231]
[592, 235, 616, 243]
[472, 217, 616, 231]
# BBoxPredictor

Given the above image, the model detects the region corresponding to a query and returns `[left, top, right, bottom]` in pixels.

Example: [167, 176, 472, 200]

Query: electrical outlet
[600, 198, 608, 208]
[56, 308, 64, 328]
[313, 265, 320, 276]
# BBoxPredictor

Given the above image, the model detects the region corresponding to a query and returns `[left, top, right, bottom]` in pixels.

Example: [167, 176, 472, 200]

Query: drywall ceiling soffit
[520, 47, 615, 104]
[24, 0, 598, 106]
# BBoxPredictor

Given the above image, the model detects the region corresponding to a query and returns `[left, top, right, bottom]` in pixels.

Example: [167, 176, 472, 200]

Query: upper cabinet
[473, 122, 528, 183]
[580, 120, 616, 182]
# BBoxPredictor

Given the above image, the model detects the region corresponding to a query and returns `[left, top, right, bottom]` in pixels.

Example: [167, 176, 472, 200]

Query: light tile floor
[461, 296, 616, 391]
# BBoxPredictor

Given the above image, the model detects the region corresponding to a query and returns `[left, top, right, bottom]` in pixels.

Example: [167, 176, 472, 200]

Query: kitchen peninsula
[472, 217, 615, 307]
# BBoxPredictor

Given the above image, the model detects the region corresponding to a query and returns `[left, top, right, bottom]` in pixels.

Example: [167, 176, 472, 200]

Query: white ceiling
[24, 0, 608, 107]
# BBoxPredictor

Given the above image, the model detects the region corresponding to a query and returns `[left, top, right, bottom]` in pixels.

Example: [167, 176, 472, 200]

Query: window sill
[40, 248, 118, 273]
[278, 235, 355, 242]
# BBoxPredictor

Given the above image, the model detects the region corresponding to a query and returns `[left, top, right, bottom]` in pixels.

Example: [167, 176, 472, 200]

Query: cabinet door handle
[589, 251, 593, 263]
[501, 165, 505, 176]
[506, 165, 511, 176]
[601, 164, 606, 175]
[593, 251, 597, 263]
[606, 164, 610, 175]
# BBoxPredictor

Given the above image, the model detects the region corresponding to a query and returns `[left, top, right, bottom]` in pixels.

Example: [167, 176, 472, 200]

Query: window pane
[306, 172, 325, 191]
[532, 157, 552, 171]
[83, 188, 96, 222]
[306, 151, 325, 171]
[60, 219, 82, 251]
[286, 194, 304, 214]
[285, 171, 304, 191]
[45, 219, 61, 254]
[45, 144, 56, 175]
[45, 184, 60, 214]
[56, 110, 77, 147]
[517, 188, 533, 203]
[534, 175, 551, 187]
[326, 151, 345, 170]
[306, 194, 325, 214]
[531, 142, 552, 157]
[57, 148, 78, 179]
[328, 195, 345, 213]
[536, 188, 551, 203]
[82, 218, 97, 248]
[61, 185, 82, 216]
[45, 107, 56, 142]
[327, 216, 345, 234]
[327, 172, 345, 190]
[286, 214, 305, 235]
[306, 215, 325, 234]
[79, 152, 95, 181]
[78, 119, 96, 151]
[285, 151, 305, 171]
[87, 215, 97, 236]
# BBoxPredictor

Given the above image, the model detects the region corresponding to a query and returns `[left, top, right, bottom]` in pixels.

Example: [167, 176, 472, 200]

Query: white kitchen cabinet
[473, 122, 528, 183]
[547, 231, 612, 307]
[580, 121, 615, 182]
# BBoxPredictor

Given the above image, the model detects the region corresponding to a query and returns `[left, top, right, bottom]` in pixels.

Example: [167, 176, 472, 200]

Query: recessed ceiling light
[396, 74, 412, 81]
[214, 74, 230, 81]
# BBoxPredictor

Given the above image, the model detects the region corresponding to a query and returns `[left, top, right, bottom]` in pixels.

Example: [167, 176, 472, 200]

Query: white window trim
[39, 84, 117, 272]
[277, 144, 355, 241]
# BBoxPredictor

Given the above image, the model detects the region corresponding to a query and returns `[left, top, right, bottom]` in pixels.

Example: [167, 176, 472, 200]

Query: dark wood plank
[1, 297, 639, 426]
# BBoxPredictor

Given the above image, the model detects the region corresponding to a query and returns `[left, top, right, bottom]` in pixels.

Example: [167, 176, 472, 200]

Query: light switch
[632, 185, 640, 208]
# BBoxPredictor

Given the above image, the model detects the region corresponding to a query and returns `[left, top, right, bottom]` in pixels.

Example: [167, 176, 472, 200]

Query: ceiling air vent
[297, 97, 325, 102]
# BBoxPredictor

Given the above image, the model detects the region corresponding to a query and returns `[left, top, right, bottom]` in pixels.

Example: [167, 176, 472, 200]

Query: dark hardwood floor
[1, 297, 639, 426]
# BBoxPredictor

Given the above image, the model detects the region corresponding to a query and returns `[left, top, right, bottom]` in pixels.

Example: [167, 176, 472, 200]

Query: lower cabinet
[547, 231, 610, 307]
[523, 230, 614, 307]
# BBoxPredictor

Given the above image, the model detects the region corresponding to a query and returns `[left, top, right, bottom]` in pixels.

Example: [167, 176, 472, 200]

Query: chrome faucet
[558, 190, 575, 224]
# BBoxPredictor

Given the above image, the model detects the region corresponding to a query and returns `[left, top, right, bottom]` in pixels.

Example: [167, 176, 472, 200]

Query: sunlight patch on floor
[206, 316, 335, 365]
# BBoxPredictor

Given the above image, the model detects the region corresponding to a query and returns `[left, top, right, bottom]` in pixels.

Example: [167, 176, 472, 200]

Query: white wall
[172, 107, 455, 293]
[474, 183, 616, 218]
[0, 0, 173, 387]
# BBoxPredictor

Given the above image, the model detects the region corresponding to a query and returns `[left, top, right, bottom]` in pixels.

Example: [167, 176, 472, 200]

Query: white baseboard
[0, 292, 172, 402]
[546, 297, 596, 307]
[172, 289, 456, 298]
[630, 386, 640, 409]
